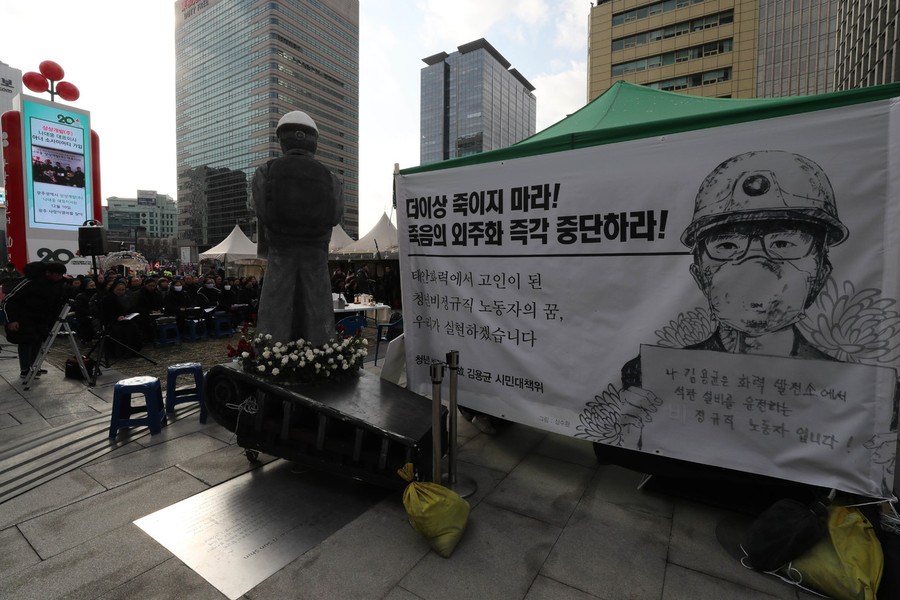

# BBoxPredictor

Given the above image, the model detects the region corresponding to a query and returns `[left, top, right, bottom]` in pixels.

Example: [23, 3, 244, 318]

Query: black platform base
[205, 363, 446, 489]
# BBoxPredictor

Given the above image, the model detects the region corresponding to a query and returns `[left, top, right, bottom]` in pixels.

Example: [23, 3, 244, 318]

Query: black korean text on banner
[405, 185, 669, 248]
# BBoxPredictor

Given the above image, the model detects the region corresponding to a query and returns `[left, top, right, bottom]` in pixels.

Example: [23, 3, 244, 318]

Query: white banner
[396, 99, 900, 498]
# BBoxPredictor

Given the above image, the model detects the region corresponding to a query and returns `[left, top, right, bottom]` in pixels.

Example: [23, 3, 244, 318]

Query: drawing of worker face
[681, 151, 848, 351]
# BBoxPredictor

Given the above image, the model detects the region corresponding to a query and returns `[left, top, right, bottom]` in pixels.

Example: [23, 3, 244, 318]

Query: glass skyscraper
[174, 0, 359, 251]
[835, 0, 899, 90]
[420, 39, 537, 165]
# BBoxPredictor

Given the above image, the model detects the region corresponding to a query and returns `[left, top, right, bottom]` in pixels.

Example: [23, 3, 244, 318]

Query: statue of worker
[251, 111, 344, 346]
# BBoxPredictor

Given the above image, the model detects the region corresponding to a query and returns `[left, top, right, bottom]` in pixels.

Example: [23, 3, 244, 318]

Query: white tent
[329, 224, 355, 253]
[199, 225, 257, 261]
[334, 213, 398, 258]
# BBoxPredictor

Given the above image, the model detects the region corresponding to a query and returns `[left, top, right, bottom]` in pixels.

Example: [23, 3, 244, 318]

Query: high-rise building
[587, 0, 839, 101]
[420, 39, 537, 165]
[835, 0, 900, 90]
[174, 0, 360, 251]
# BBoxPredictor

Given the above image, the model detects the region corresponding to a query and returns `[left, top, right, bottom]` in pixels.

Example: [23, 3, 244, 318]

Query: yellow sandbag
[398, 463, 470, 558]
[781, 505, 883, 600]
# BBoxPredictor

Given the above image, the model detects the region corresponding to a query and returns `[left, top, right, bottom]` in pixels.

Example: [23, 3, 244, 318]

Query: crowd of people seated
[65, 271, 260, 357]
[20, 262, 399, 360]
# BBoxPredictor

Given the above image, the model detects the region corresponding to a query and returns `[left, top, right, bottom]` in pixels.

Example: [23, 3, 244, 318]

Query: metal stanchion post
[443, 350, 477, 498]
[446, 351, 459, 483]
[430, 362, 444, 484]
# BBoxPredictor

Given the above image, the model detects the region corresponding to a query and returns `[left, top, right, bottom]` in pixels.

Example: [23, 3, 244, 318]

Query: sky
[1, 0, 589, 235]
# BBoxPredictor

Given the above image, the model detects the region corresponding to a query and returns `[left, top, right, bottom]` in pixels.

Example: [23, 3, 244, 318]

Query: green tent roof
[402, 80, 900, 175]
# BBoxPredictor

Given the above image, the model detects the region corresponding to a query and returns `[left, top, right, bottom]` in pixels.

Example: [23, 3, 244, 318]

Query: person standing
[2, 261, 68, 378]
[355, 263, 373, 296]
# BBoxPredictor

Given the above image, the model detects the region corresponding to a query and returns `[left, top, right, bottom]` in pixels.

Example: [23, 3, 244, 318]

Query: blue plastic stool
[210, 314, 233, 339]
[165, 362, 207, 423]
[155, 320, 181, 347]
[183, 319, 207, 342]
[109, 376, 166, 439]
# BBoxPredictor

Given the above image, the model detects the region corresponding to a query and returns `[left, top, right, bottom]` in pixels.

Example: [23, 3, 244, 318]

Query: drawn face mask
[695, 254, 819, 336]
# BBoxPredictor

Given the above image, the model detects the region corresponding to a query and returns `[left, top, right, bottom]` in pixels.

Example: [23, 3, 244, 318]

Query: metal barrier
[429, 350, 477, 498]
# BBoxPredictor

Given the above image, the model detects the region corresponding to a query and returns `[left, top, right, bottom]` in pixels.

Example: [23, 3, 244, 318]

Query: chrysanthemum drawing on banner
[576, 151, 899, 490]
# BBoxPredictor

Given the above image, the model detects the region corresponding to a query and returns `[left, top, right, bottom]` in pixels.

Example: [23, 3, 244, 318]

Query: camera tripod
[22, 302, 91, 391]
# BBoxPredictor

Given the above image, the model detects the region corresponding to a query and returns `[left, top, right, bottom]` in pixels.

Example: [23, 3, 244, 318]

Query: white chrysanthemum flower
[241, 352, 249, 358]
[281, 356, 289, 365]
[342, 362, 349, 370]
[262, 351, 271, 359]
[299, 360, 306, 368]
[265, 334, 272, 340]
[257, 365, 266, 372]
[327, 358, 334, 364]
[272, 368, 280, 376]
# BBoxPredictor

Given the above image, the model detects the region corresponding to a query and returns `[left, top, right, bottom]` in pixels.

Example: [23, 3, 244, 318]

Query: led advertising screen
[21, 97, 92, 230]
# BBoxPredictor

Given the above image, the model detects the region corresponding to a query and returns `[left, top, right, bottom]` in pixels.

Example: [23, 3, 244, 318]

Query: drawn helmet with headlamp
[680, 150, 848, 250]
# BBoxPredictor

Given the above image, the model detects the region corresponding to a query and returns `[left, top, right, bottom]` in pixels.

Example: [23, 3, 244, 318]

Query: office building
[174, 0, 360, 250]
[835, 0, 900, 90]
[588, 0, 839, 100]
[103, 191, 178, 239]
[420, 38, 537, 165]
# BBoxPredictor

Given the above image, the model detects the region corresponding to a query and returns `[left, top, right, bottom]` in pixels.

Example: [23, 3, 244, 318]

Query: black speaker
[78, 223, 108, 256]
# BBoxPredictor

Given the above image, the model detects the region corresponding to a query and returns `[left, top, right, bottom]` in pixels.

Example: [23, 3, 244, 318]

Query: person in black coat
[72, 278, 98, 345]
[131, 278, 164, 342]
[2, 261, 67, 378]
[100, 279, 143, 358]
[163, 279, 194, 331]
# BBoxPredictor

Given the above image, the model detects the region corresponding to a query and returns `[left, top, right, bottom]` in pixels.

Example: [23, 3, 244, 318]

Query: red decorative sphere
[56, 81, 80, 102]
[22, 71, 49, 93]
[39, 60, 65, 81]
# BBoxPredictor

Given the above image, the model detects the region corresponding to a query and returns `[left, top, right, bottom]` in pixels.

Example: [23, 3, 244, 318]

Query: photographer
[2, 261, 67, 379]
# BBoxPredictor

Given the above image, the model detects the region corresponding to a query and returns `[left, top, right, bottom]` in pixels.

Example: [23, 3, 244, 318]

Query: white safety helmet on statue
[277, 111, 318, 134]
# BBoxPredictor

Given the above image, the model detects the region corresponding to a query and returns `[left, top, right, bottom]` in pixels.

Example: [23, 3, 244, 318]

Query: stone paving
[0, 338, 834, 599]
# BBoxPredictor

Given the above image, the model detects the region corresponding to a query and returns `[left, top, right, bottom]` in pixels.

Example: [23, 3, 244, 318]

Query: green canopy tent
[403, 80, 900, 175]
